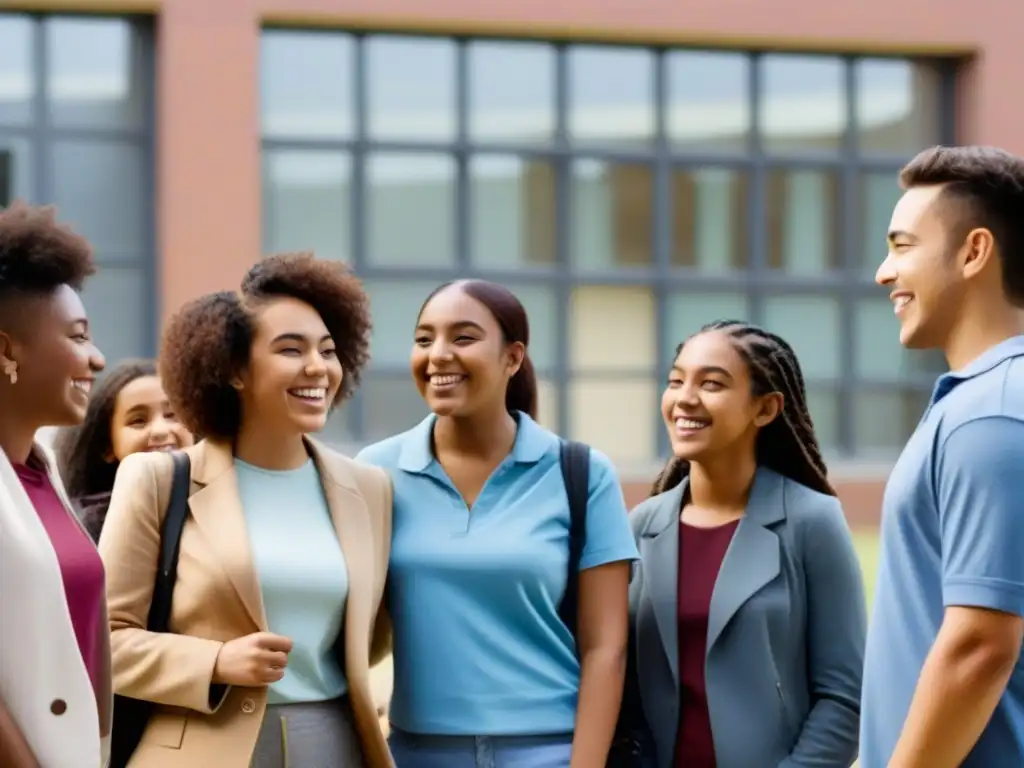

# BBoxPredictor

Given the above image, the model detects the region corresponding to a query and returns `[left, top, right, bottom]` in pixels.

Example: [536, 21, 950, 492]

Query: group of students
[2, 142, 1024, 768]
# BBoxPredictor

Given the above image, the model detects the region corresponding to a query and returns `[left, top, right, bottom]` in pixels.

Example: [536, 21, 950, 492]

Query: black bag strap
[145, 452, 191, 633]
[558, 439, 590, 642]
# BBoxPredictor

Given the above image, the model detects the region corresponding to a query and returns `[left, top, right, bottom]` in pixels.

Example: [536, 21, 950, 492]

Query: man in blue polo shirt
[861, 145, 1024, 767]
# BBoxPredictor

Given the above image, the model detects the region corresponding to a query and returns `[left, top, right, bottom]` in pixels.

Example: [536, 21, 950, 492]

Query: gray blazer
[625, 466, 866, 768]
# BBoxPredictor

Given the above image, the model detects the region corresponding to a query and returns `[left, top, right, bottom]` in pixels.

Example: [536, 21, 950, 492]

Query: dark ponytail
[506, 352, 538, 420]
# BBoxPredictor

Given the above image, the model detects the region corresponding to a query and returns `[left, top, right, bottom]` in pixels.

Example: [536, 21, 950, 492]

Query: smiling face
[411, 284, 522, 418]
[236, 296, 343, 436]
[876, 184, 967, 349]
[108, 375, 193, 462]
[1, 284, 106, 429]
[661, 330, 781, 464]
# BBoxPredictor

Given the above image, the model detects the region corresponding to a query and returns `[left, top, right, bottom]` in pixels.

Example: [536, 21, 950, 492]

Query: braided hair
[650, 319, 835, 498]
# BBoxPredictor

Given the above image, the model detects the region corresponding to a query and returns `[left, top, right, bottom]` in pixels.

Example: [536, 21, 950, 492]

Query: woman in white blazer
[0, 202, 111, 768]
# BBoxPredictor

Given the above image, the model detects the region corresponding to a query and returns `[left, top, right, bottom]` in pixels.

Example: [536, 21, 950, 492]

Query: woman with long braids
[622, 320, 866, 768]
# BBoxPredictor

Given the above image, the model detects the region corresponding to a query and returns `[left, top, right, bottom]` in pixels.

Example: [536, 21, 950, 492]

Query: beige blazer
[98, 439, 393, 768]
[0, 442, 112, 768]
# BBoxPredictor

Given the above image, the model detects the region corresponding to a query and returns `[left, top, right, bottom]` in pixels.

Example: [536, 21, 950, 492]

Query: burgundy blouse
[15, 460, 106, 695]
[675, 520, 740, 768]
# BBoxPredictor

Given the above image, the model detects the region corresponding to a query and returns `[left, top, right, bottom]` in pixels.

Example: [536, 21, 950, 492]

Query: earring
[3, 360, 16, 385]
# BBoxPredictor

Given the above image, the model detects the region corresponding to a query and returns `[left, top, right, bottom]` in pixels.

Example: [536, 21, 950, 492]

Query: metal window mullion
[454, 40, 470, 269]
[138, 19, 158, 356]
[31, 17, 47, 206]
[837, 55, 858, 456]
[747, 52, 766, 324]
[553, 43, 571, 440]
[350, 33, 368, 440]
[653, 47, 671, 459]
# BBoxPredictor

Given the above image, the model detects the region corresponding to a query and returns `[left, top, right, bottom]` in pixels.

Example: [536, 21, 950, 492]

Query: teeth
[430, 374, 464, 387]
[676, 418, 709, 430]
[72, 380, 91, 393]
[894, 296, 913, 312]
[290, 388, 326, 399]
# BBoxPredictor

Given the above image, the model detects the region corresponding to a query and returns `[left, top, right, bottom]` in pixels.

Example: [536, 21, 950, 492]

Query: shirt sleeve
[578, 449, 640, 570]
[939, 415, 1024, 615]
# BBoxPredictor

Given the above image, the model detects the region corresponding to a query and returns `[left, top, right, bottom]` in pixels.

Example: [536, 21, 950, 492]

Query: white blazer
[0, 441, 112, 767]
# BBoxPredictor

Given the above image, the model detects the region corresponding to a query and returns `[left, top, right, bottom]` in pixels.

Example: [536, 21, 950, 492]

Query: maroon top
[675, 520, 740, 768]
[15, 460, 106, 695]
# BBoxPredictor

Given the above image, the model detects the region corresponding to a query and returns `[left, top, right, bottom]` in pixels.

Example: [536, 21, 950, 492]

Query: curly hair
[0, 200, 95, 307]
[651, 320, 836, 499]
[54, 358, 158, 501]
[160, 252, 372, 441]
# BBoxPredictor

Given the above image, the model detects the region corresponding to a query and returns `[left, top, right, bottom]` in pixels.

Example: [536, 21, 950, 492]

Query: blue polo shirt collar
[932, 334, 1024, 405]
[396, 410, 551, 473]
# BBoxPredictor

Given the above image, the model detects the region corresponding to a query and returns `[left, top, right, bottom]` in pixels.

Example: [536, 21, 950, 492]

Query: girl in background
[55, 358, 194, 541]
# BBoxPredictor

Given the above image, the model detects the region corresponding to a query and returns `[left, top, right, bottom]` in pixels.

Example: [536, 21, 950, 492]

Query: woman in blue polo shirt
[357, 279, 639, 767]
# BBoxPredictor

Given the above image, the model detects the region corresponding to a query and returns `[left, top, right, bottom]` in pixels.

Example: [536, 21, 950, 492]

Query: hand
[213, 632, 293, 687]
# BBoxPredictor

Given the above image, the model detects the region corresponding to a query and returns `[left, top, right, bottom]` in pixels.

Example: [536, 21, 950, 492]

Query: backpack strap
[145, 452, 191, 632]
[558, 439, 590, 643]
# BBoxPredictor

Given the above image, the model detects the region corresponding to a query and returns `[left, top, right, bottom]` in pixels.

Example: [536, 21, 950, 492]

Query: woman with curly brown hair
[98, 252, 393, 768]
[55, 358, 194, 541]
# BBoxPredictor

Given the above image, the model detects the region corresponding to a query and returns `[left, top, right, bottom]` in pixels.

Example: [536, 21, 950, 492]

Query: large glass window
[0, 13, 154, 365]
[260, 31, 952, 462]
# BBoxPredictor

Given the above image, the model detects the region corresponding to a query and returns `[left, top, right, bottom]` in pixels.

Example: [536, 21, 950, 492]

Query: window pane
[665, 292, 751, 359]
[853, 388, 930, 455]
[534, 377, 559, 433]
[766, 168, 840, 274]
[52, 139, 146, 261]
[856, 59, 941, 155]
[81, 265, 148, 364]
[260, 31, 353, 139]
[762, 296, 841, 379]
[315, 407, 355, 452]
[568, 46, 654, 148]
[470, 156, 555, 269]
[0, 135, 32, 204]
[262, 149, 350, 261]
[672, 166, 748, 272]
[854, 298, 947, 381]
[860, 170, 902, 277]
[468, 41, 554, 144]
[366, 36, 455, 142]
[666, 51, 750, 152]
[0, 15, 34, 126]
[570, 377, 657, 465]
[46, 17, 144, 131]
[363, 280, 437, 367]
[572, 160, 653, 270]
[367, 153, 454, 267]
[361, 373, 430, 444]
[806, 386, 840, 453]
[760, 55, 845, 153]
[571, 285, 655, 371]
[504, 283, 557, 370]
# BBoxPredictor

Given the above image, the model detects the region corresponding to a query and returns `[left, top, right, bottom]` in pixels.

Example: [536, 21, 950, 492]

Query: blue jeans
[389, 727, 573, 768]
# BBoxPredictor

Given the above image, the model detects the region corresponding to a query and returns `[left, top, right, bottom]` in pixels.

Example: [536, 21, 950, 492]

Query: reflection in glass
[853, 388, 930, 454]
[767, 168, 841, 274]
[367, 153, 455, 267]
[667, 51, 750, 151]
[856, 59, 940, 154]
[0, 136, 33, 203]
[260, 31, 353, 139]
[53, 140, 145, 260]
[366, 36, 455, 142]
[468, 41, 555, 144]
[854, 298, 947, 381]
[0, 15, 33, 125]
[571, 285, 655, 371]
[361, 373, 431, 443]
[664, 293, 751, 359]
[860, 171, 902, 277]
[262, 150, 350, 261]
[46, 17, 143, 130]
[362, 280, 439, 366]
[762, 295, 841, 379]
[672, 167, 748, 272]
[760, 55, 845, 153]
[569, 377, 657, 465]
[80, 265, 148, 363]
[805, 387, 840, 452]
[568, 46, 654, 148]
[470, 156, 555, 269]
[571, 160, 653, 269]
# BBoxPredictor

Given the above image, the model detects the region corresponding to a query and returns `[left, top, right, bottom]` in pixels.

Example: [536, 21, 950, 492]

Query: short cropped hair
[900, 145, 1024, 305]
[0, 201, 94, 306]
[160, 252, 372, 441]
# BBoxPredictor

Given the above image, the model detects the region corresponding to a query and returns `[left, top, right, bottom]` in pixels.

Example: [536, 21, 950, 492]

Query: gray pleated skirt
[250, 697, 366, 768]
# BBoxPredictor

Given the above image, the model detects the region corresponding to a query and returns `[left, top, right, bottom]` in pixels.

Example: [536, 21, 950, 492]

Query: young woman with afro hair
[98, 252, 394, 768]
[0, 201, 111, 768]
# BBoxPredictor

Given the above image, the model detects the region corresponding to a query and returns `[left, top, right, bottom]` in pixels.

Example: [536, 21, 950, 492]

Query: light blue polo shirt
[861, 336, 1024, 767]
[356, 412, 639, 736]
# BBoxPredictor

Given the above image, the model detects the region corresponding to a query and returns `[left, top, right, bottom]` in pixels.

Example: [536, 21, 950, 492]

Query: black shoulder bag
[109, 452, 192, 768]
